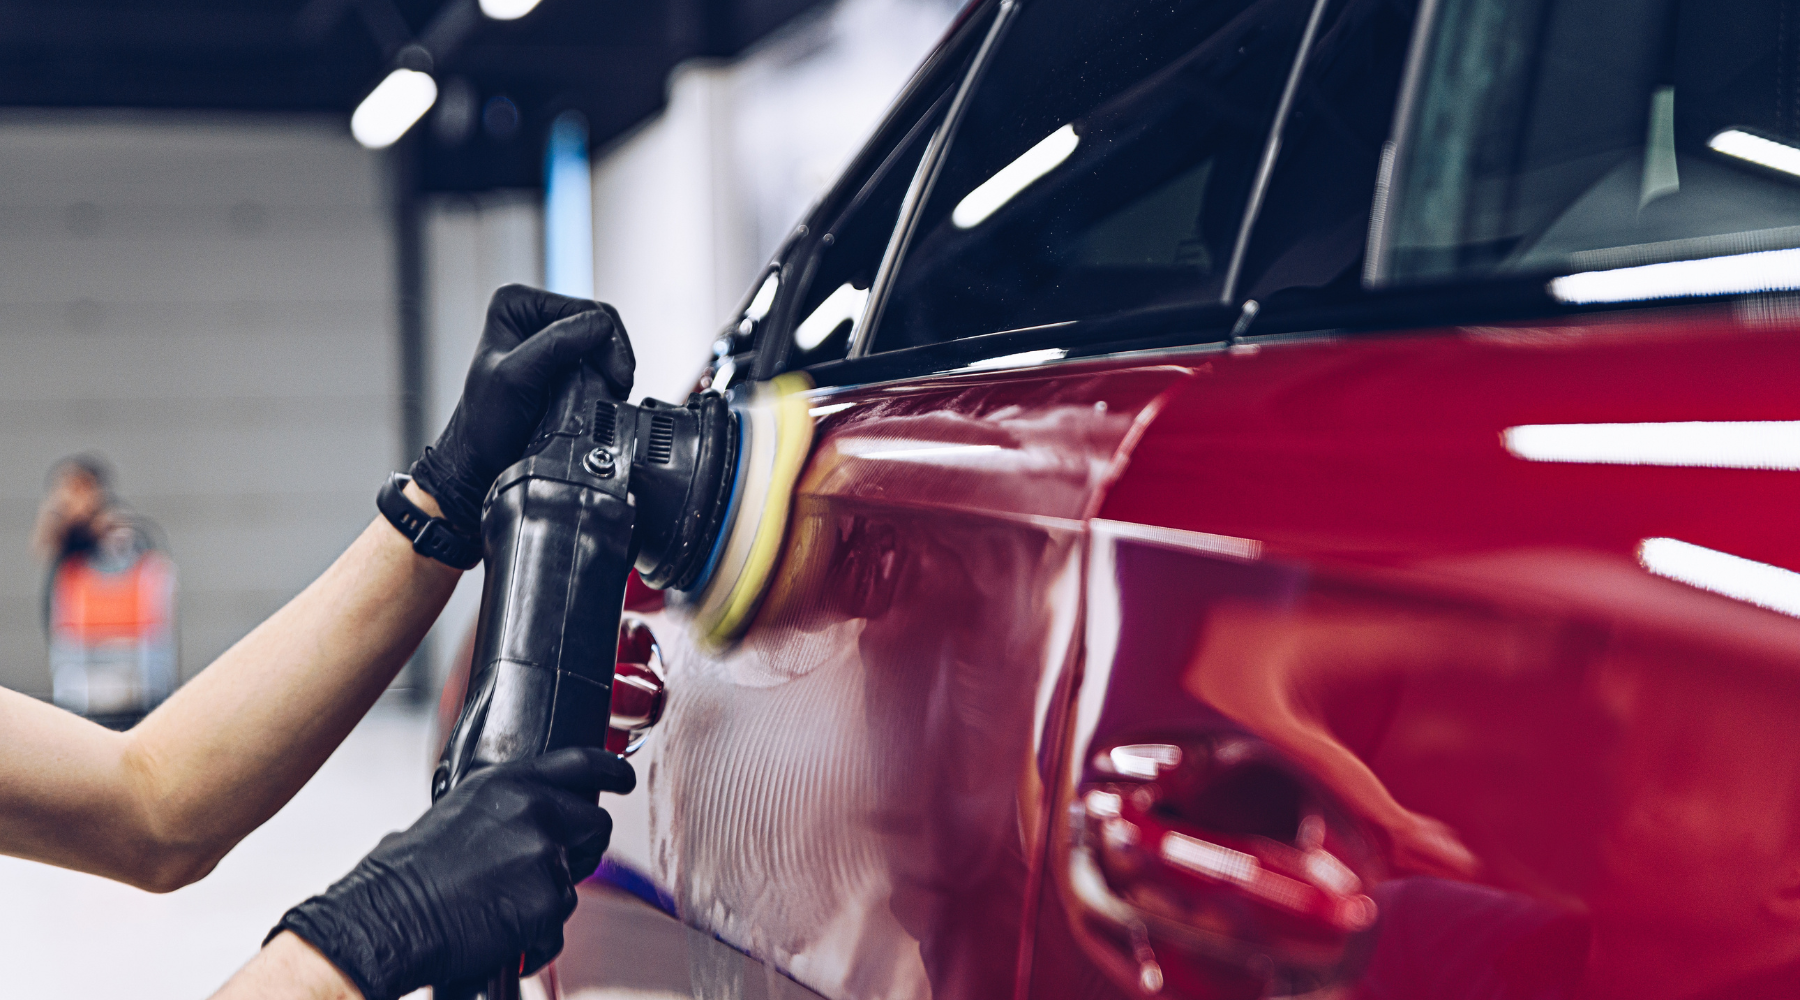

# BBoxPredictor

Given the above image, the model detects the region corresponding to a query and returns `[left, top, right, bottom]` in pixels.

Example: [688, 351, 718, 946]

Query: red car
[543, 0, 1800, 995]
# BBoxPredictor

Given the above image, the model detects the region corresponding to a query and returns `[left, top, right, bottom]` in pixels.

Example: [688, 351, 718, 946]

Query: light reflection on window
[951, 124, 1080, 229]
[794, 281, 870, 351]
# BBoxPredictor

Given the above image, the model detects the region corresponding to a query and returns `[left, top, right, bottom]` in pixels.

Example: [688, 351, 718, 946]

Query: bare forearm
[212, 932, 363, 1000]
[0, 485, 461, 888]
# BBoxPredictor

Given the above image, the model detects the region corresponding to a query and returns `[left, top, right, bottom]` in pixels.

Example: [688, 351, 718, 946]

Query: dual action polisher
[431, 361, 813, 1000]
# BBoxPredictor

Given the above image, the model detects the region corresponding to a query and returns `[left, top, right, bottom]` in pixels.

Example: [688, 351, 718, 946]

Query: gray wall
[0, 112, 397, 698]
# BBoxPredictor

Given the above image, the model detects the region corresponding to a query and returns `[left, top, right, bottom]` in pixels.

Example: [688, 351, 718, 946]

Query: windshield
[1369, 0, 1800, 296]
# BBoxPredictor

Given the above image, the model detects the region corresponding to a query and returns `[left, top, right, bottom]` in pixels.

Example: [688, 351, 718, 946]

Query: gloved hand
[412, 284, 635, 537]
[269, 747, 635, 1000]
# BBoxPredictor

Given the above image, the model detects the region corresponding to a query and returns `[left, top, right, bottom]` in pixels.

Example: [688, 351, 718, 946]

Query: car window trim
[1217, 0, 1337, 304]
[821, 0, 1357, 372]
[847, 0, 1019, 359]
[1360, 0, 1447, 287]
[751, 0, 1005, 380]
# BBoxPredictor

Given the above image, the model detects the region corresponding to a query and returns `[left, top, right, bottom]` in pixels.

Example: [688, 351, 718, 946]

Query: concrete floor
[0, 702, 437, 998]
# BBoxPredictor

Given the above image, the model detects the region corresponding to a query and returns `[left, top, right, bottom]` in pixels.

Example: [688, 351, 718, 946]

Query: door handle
[1064, 733, 1380, 998]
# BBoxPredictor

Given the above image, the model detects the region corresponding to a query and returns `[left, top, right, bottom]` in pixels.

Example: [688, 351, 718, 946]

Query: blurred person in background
[33, 453, 178, 726]
[1, 288, 636, 1000]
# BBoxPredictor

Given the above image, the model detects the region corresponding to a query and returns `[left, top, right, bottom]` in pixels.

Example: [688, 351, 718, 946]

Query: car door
[1039, 0, 1800, 998]
[579, 1, 1328, 999]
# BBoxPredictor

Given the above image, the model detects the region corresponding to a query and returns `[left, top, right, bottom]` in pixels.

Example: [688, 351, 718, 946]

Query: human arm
[211, 933, 363, 1000]
[0, 286, 633, 892]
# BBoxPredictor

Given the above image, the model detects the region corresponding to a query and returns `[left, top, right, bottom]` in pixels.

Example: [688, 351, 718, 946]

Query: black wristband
[378, 473, 481, 570]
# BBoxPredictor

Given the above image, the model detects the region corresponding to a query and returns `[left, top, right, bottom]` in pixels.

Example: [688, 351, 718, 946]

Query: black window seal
[1360, 0, 1447, 287]
[839, 0, 1342, 367]
[846, 0, 1020, 359]
[1218, 0, 1338, 304]
[753, 0, 1007, 380]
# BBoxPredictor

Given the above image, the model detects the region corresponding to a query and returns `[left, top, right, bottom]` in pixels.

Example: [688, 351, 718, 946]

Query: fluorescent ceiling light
[952, 124, 1079, 229]
[351, 69, 438, 149]
[1639, 537, 1800, 617]
[1548, 246, 1800, 304]
[479, 0, 543, 19]
[1709, 128, 1800, 179]
[1503, 421, 1800, 470]
[794, 282, 869, 351]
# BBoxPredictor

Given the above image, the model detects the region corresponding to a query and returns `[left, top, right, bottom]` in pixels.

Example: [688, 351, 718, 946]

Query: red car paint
[533, 0, 1800, 991]
[552, 303, 1800, 1000]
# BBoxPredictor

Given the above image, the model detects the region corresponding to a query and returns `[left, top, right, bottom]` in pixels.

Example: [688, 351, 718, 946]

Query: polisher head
[624, 374, 814, 646]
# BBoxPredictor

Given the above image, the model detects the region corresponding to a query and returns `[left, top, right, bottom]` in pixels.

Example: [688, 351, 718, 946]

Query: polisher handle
[431, 361, 638, 1000]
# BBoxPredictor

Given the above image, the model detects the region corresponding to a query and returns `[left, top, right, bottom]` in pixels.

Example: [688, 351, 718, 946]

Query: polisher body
[431, 364, 753, 1000]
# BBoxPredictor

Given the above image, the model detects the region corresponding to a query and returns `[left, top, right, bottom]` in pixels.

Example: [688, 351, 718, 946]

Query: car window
[868, 0, 1317, 354]
[777, 4, 996, 372]
[1367, 0, 1800, 291]
[786, 95, 952, 369]
[1233, 0, 1421, 308]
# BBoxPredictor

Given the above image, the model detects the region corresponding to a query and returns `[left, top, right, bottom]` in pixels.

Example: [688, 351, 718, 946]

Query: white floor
[0, 703, 437, 998]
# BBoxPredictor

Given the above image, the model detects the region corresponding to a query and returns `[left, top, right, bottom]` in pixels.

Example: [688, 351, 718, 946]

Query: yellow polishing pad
[690, 372, 814, 647]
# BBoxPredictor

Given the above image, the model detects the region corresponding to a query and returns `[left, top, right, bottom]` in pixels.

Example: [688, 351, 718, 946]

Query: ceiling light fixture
[479, 0, 544, 20]
[351, 69, 438, 149]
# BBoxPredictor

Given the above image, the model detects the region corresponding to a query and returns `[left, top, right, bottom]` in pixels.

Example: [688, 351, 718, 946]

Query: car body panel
[1059, 307, 1800, 998]
[582, 364, 1197, 1000]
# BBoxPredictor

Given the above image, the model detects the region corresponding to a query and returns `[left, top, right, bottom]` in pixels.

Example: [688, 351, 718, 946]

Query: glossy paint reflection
[1078, 309, 1800, 1000]
[583, 365, 1195, 1000]
[564, 303, 1800, 1000]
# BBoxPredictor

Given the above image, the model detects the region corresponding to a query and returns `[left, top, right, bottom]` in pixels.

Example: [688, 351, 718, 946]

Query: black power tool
[430, 361, 738, 1000]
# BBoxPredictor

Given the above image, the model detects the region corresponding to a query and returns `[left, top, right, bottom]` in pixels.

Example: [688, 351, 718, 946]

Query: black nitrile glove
[269, 747, 635, 1000]
[412, 284, 635, 537]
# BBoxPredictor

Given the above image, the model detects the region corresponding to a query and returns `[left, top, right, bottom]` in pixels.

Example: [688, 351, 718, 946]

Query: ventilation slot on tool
[592, 402, 616, 447]
[647, 413, 676, 465]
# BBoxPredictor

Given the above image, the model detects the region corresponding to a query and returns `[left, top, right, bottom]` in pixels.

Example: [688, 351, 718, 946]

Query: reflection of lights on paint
[808, 402, 854, 418]
[1503, 420, 1800, 469]
[1084, 789, 1123, 819]
[1709, 128, 1800, 179]
[1097, 520, 1264, 562]
[952, 124, 1079, 228]
[794, 282, 869, 350]
[1103, 817, 1140, 849]
[1639, 537, 1800, 617]
[1304, 850, 1362, 895]
[838, 440, 1003, 462]
[351, 70, 438, 149]
[1337, 895, 1379, 931]
[962, 348, 1067, 371]
[1161, 831, 1257, 883]
[1548, 246, 1800, 304]
[1106, 743, 1182, 779]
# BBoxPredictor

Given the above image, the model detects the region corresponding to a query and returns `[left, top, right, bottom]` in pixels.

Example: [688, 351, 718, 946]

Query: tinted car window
[870, 0, 1316, 353]
[787, 95, 950, 368]
[1369, 0, 1800, 286]
[1235, 0, 1420, 306]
